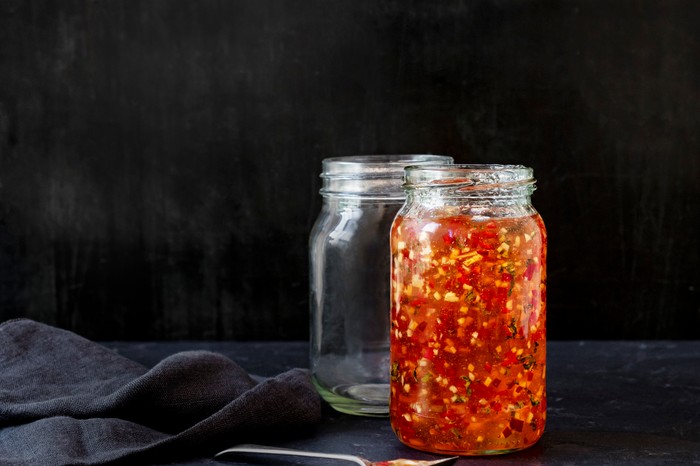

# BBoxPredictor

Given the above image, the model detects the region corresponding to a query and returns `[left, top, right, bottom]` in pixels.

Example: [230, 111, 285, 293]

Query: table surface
[103, 340, 700, 466]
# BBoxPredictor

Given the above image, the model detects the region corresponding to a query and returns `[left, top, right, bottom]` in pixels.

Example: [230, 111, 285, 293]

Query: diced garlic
[444, 292, 459, 302]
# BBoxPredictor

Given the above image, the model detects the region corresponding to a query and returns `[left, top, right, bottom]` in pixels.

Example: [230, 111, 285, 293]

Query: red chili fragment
[510, 418, 525, 433]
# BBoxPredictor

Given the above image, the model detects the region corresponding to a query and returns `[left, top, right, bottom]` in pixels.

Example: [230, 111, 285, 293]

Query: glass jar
[310, 154, 453, 416]
[389, 164, 547, 454]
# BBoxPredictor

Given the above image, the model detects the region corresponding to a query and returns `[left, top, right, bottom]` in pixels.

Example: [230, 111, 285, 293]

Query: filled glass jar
[389, 164, 547, 454]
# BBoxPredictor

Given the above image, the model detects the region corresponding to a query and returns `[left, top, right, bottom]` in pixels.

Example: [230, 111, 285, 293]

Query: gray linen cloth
[0, 319, 321, 465]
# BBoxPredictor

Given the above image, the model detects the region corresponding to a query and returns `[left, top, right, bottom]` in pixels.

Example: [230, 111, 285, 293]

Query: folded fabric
[0, 319, 322, 465]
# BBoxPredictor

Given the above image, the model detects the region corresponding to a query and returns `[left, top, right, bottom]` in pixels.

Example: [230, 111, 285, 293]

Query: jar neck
[406, 188, 534, 206]
[322, 195, 405, 209]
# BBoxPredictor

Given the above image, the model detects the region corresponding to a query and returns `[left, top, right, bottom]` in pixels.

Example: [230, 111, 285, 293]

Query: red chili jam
[389, 165, 546, 455]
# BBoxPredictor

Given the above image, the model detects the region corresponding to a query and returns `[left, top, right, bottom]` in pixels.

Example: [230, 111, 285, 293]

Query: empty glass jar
[309, 154, 453, 416]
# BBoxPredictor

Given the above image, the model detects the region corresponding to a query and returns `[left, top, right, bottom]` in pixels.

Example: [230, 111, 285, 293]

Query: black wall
[1, 0, 698, 340]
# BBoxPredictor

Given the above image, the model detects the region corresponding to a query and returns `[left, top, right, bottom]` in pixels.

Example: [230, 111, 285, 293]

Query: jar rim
[321, 154, 453, 180]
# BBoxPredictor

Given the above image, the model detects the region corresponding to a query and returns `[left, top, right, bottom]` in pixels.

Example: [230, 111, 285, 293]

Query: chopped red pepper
[510, 418, 525, 433]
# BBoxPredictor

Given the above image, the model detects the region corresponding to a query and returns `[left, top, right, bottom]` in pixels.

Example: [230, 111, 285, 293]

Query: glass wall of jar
[389, 164, 547, 453]
[310, 154, 453, 417]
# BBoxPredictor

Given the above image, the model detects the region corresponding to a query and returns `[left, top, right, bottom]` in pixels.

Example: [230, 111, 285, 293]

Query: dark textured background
[0, 0, 698, 340]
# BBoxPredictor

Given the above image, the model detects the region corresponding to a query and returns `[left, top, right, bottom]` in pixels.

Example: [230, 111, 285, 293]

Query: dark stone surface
[103, 340, 700, 465]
